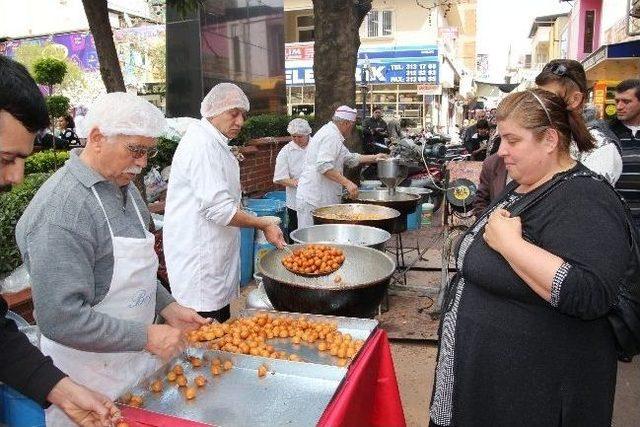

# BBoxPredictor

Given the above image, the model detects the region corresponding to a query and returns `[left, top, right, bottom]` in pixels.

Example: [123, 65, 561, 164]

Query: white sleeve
[581, 144, 623, 186]
[273, 148, 290, 182]
[189, 139, 238, 226]
[344, 149, 361, 168]
[316, 138, 340, 174]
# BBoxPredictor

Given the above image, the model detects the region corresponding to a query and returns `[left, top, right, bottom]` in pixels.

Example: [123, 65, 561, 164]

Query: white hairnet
[200, 83, 250, 118]
[82, 92, 166, 138]
[287, 118, 312, 135]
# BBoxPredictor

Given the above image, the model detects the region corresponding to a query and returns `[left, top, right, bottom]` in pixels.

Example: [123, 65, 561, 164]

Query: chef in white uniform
[16, 93, 208, 427]
[273, 118, 311, 238]
[163, 83, 285, 322]
[296, 106, 388, 229]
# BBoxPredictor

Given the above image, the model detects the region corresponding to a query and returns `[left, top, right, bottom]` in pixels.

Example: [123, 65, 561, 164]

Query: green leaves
[167, 0, 204, 18]
[24, 150, 70, 175]
[45, 95, 71, 119]
[33, 57, 68, 87]
[144, 137, 179, 174]
[234, 115, 315, 145]
[0, 173, 52, 276]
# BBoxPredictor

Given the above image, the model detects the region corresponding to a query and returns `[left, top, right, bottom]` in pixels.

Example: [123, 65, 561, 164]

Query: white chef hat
[287, 118, 312, 135]
[333, 105, 357, 122]
[82, 92, 167, 138]
[200, 82, 250, 118]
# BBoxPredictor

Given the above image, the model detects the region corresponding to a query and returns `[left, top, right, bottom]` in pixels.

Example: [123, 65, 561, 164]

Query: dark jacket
[363, 116, 388, 143]
[473, 153, 507, 217]
[0, 296, 66, 406]
[609, 118, 640, 221]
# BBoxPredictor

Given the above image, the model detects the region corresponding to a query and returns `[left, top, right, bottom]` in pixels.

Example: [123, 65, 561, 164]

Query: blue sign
[285, 44, 439, 86]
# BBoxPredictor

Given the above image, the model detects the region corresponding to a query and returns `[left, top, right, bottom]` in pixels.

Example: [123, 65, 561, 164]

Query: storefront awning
[582, 39, 640, 83]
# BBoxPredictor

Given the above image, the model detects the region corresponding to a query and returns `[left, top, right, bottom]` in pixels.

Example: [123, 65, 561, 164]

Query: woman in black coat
[429, 89, 631, 427]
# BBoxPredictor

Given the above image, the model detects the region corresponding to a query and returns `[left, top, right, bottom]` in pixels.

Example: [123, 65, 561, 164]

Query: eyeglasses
[124, 143, 158, 159]
[545, 63, 585, 92]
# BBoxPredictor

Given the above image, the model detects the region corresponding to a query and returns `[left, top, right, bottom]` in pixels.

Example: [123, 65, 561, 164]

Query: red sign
[438, 27, 459, 39]
[285, 42, 315, 61]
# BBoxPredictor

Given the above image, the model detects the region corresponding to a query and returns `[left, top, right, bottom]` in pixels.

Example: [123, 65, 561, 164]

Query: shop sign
[285, 44, 439, 85]
[582, 47, 608, 71]
[438, 27, 459, 39]
[417, 84, 442, 95]
[285, 62, 438, 85]
[605, 104, 617, 116]
[284, 42, 314, 61]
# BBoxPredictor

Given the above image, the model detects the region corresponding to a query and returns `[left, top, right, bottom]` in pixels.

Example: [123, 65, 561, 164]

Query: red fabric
[318, 329, 406, 427]
[119, 406, 212, 426]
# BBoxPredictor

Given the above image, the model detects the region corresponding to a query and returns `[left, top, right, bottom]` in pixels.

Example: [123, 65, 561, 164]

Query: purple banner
[0, 26, 164, 72]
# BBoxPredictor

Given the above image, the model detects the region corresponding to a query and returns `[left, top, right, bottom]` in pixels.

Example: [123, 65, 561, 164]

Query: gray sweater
[16, 150, 175, 352]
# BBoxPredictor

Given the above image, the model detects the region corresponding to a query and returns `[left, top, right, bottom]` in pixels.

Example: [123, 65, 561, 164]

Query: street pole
[360, 56, 370, 121]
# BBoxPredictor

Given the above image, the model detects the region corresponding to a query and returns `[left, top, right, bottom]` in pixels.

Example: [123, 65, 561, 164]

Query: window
[365, 10, 393, 38]
[583, 10, 595, 53]
[297, 15, 314, 42]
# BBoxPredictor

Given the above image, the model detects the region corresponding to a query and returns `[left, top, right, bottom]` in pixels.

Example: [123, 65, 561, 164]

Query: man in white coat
[273, 118, 311, 238]
[163, 83, 285, 322]
[296, 106, 388, 229]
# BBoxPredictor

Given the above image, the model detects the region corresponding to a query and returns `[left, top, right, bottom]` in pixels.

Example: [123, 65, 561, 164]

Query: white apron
[41, 187, 161, 426]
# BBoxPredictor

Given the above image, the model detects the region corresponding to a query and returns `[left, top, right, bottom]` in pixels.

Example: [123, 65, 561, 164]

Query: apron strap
[91, 186, 115, 238]
[127, 187, 148, 230]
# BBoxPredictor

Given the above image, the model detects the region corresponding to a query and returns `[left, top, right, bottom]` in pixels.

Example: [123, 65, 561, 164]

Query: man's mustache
[124, 166, 142, 174]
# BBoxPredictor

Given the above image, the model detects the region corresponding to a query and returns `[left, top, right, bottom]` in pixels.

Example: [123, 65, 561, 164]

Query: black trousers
[197, 304, 230, 323]
[287, 207, 298, 242]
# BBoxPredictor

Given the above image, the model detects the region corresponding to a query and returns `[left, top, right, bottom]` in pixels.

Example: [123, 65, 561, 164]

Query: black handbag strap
[508, 170, 594, 217]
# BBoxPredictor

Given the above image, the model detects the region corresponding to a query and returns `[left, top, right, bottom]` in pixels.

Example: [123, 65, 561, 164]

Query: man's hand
[345, 181, 359, 199]
[263, 223, 286, 249]
[374, 153, 389, 161]
[47, 377, 120, 427]
[161, 302, 209, 332]
[145, 324, 186, 361]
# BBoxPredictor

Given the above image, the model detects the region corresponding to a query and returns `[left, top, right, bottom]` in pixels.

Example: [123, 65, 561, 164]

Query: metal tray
[119, 350, 345, 426]
[118, 311, 378, 425]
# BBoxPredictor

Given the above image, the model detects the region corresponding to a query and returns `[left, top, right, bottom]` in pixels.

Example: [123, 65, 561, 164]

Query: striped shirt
[609, 119, 640, 222]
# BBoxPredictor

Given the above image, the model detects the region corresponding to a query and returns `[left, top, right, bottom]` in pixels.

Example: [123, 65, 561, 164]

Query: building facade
[283, 0, 477, 131]
[562, 0, 640, 118]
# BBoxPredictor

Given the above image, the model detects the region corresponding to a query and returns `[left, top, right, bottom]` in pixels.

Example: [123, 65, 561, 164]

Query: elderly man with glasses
[16, 92, 208, 426]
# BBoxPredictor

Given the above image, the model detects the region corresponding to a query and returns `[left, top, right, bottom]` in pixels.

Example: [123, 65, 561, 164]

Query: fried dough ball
[189, 356, 202, 368]
[223, 360, 233, 371]
[281, 245, 345, 275]
[167, 371, 177, 382]
[129, 395, 143, 408]
[211, 365, 221, 376]
[116, 422, 130, 427]
[258, 364, 268, 378]
[185, 387, 197, 400]
[337, 358, 348, 367]
[172, 365, 184, 376]
[195, 375, 207, 387]
[176, 375, 188, 387]
[150, 380, 163, 393]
